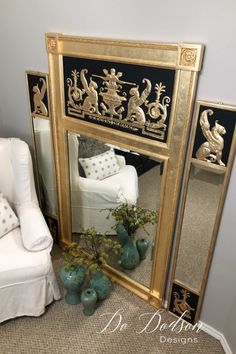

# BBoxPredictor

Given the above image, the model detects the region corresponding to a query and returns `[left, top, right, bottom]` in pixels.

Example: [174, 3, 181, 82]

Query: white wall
[0, 0, 235, 350]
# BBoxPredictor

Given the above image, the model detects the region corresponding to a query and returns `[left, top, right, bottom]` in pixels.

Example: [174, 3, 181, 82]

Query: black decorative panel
[192, 105, 236, 167]
[26, 73, 49, 117]
[63, 56, 175, 142]
[169, 282, 199, 324]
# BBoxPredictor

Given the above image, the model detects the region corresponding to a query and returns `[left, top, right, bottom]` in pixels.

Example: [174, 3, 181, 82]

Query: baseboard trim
[199, 321, 232, 354]
[164, 300, 231, 353]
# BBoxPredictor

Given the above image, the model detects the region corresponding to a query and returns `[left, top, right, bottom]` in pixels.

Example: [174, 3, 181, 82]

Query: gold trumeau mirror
[169, 101, 236, 323]
[26, 71, 59, 241]
[46, 33, 204, 307]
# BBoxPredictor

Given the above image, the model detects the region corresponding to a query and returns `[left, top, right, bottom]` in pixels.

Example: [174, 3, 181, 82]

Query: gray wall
[0, 0, 235, 350]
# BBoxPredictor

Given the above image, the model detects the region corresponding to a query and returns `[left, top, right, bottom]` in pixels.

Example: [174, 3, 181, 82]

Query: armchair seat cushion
[0, 227, 51, 287]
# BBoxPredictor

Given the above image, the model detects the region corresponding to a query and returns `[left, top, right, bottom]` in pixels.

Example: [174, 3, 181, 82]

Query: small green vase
[116, 223, 129, 246]
[81, 288, 98, 316]
[120, 236, 140, 270]
[136, 238, 150, 260]
[89, 271, 112, 300]
[59, 265, 86, 305]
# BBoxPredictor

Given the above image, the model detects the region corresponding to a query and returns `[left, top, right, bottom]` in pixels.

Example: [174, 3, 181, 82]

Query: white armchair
[0, 138, 60, 323]
[68, 132, 139, 234]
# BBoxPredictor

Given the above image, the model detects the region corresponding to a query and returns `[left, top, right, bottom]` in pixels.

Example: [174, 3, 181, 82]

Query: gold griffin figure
[93, 68, 135, 118]
[173, 289, 195, 320]
[196, 109, 226, 166]
[125, 79, 152, 125]
[32, 78, 48, 116]
[80, 69, 100, 115]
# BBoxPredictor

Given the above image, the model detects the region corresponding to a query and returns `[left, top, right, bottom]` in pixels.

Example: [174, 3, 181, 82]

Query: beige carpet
[0, 245, 224, 354]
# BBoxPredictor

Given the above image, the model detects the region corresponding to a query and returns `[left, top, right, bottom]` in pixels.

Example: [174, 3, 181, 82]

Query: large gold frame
[46, 33, 204, 308]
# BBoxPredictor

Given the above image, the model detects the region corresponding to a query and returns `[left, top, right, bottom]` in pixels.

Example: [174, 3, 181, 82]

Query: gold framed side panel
[25, 71, 50, 208]
[194, 117, 236, 322]
[25, 70, 60, 244]
[169, 100, 236, 323]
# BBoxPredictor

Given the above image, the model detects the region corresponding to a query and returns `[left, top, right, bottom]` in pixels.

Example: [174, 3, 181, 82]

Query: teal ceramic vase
[81, 288, 98, 316]
[120, 236, 140, 270]
[136, 238, 150, 260]
[116, 223, 129, 246]
[89, 271, 112, 300]
[59, 265, 86, 305]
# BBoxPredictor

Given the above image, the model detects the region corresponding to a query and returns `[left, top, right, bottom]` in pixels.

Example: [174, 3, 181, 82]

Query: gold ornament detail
[47, 37, 57, 53]
[196, 109, 226, 166]
[94, 68, 135, 118]
[66, 66, 171, 140]
[32, 78, 48, 116]
[67, 70, 85, 110]
[180, 48, 197, 67]
[173, 289, 195, 320]
[145, 82, 171, 129]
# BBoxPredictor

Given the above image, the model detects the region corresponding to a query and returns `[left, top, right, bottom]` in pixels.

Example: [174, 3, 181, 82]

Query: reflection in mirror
[67, 131, 163, 288]
[175, 165, 224, 292]
[33, 117, 57, 216]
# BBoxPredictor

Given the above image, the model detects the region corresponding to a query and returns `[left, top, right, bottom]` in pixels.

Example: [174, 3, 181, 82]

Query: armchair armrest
[79, 177, 123, 202]
[16, 203, 53, 252]
[115, 154, 126, 168]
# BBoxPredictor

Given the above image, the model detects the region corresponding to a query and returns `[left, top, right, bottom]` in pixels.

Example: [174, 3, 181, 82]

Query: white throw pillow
[0, 193, 19, 238]
[79, 150, 120, 180]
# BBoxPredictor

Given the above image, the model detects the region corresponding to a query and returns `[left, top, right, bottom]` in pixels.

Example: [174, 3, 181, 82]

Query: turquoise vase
[81, 288, 98, 316]
[59, 265, 86, 305]
[89, 271, 112, 300]
[116, 223, 129, 246]
[120, 236, 140, 270]
[136, 238, 150, 260]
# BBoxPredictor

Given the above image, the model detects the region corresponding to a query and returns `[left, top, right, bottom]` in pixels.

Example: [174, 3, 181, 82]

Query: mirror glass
[67, 131, 163, 288]
[33, 117, 57, 217]
[175, 164, 224, 292]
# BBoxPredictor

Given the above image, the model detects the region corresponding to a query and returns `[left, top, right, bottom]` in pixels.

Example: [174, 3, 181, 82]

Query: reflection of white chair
[0, 138, 60, 323]
[34, 129, 57, 216]
[68, 132, 139, 234]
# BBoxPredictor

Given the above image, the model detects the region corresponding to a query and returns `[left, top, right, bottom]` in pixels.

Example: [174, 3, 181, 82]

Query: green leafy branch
[62, 227, 121, 273]
[106, 202, 158, 237]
